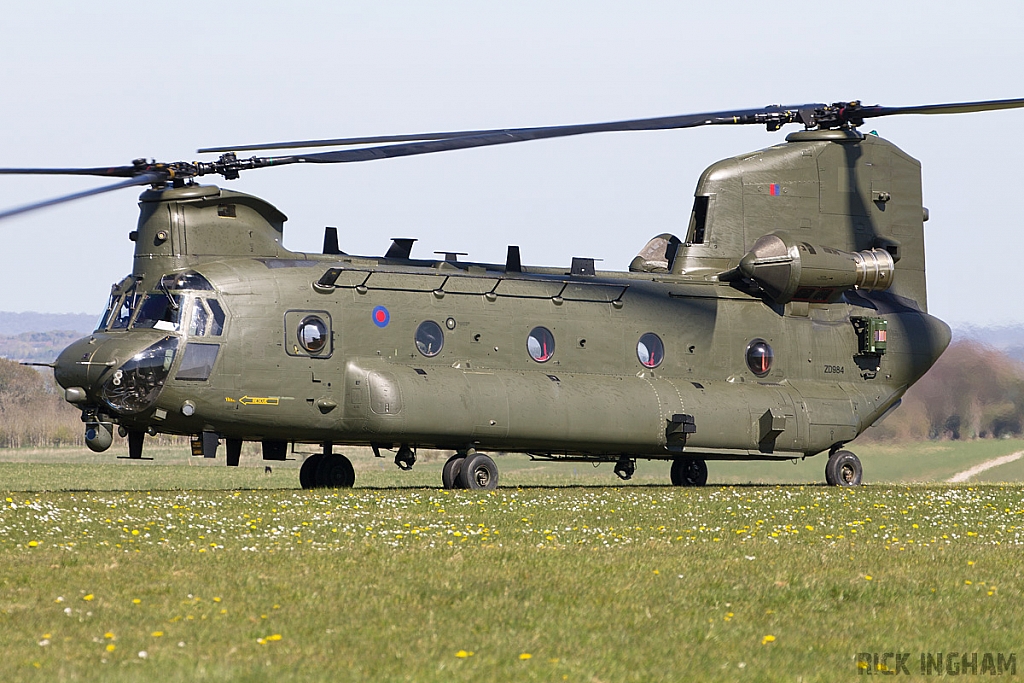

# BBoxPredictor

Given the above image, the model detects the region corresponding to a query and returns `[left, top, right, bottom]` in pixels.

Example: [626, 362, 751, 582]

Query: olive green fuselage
[55, 130, 951, 466]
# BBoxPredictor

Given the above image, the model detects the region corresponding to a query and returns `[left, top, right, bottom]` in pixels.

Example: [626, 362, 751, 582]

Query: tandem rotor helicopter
[4, 98, 1023, 489]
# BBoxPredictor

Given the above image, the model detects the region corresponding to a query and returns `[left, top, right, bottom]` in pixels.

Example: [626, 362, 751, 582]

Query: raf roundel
[372, 306, 390, 328]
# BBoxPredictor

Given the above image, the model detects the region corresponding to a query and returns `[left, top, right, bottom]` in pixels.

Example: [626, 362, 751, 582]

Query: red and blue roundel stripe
[372, 306, 390, 328]
[769, 183, 781, 196]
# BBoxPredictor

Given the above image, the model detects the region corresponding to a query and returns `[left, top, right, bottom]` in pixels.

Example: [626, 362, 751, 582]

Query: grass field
[2, 440, 1024, 681]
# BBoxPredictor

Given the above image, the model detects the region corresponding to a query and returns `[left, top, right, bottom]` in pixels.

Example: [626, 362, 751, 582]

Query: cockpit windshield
[97, 272, 214, 332]
[133, 293, 183, 331]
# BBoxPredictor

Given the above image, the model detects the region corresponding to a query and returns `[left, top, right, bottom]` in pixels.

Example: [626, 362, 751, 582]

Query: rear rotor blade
[0, 172, 164, 221]
[258, 104, 823, 165]
[205, 103, 823, 155]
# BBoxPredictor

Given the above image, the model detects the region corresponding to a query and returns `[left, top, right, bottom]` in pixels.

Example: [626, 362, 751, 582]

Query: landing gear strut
[825, 449, 862, 486]
[395, 445, 416, 471]
[670, 457, 708, 486]
[613, 457, 636, 481]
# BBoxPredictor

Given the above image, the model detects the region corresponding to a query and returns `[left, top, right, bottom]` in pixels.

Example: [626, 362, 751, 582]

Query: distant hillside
[0, 312, 97, 363]
[0, 331, 83, 363]
[954, 324, 1024, 363]
[0, 312, 96, 336]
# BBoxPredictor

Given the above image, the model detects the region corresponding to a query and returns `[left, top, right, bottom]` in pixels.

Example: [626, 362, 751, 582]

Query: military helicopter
[3, 98, 1022, 489]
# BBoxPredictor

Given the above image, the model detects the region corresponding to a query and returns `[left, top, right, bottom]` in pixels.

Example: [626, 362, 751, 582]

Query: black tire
[300, 452, 324, 490]
[442, 455, 465, 490]
[670, 457, 708, 486]
[315, 453, 356, 488]
[824, 457, 837, 486]
[825, 450, 862, 486]
[458, 453, 498, 490]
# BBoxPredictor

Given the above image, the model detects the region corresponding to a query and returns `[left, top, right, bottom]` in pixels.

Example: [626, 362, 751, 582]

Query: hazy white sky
[1, 1, 1022, 326]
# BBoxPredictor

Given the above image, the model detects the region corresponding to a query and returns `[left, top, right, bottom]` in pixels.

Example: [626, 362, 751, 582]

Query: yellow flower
[266, 634, 282, 641]
[104, 632, 115, 639]
[864, 575, 873, 581]
[83, 594, 95, 601]
[106, 644, 116, 652]
[151, 631, 164, 637]
[132, 599, 141, 605]
[28, 540, 38, 547]
[519, 653, 532, 660]
[455, 650, 474, 658]
[761, 635, 776, 645]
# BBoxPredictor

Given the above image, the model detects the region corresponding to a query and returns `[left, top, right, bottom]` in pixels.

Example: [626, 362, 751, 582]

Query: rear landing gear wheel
[825, 450, 862, 486]
[670, 457, 708, 486]
[315, 453, 355, 488]
[300, 453, 324, 490]
[459, 453, 498, 490]
[442, 455, 466, 490]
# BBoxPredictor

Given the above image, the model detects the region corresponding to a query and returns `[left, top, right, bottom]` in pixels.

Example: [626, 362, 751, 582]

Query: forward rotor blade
[856, 97, 1024, 119]
[205, 104, 823, 156]
[0, 165, 140, 178]
[0, 172, 164, 221]
[198, 131, 501, 153]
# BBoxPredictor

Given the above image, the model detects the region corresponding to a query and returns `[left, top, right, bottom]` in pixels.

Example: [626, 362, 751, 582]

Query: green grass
[2, 437, 1023, 492]
[2, 440, 1024, 681]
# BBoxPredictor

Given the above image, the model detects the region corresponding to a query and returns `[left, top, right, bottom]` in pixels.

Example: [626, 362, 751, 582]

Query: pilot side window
[207, 299, 225, 336]
[189, 298, 208, 336]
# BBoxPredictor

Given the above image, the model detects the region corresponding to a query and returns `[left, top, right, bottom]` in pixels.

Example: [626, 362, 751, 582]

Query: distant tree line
[2, 342, 1022, 448]
[865, 341, 1024, 441]
[0, 357, 83, 448]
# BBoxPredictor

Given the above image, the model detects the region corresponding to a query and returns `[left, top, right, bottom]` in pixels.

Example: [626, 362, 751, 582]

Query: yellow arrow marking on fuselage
[238, 396, 280, 406]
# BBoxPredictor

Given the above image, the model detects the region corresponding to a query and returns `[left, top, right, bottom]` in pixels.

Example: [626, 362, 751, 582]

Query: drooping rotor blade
[0, 172, 164, 221]
[0, 165, 140, 178]
[198, 131, 506, 154]
[204, 103, 826, 155]
[855, 97, 1024, 120]
[255, 104, 827, 165]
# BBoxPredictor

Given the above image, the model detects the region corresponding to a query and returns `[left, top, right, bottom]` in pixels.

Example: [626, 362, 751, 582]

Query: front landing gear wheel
[315, 453, 355, 488]
[300, 453, 324, 490]
[825, 450, 862, 486]
[442, 455, 466, 490]
[459, 453, 498, 490]
[670, 457, 708, 486]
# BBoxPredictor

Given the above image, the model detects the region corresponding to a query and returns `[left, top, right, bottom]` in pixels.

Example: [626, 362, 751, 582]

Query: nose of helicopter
[55, 333, 179, 413]
[54, 334, 121, 398]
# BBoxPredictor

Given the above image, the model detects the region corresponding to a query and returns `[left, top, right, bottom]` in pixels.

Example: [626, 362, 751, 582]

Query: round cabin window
[746, 339, 774, 377]
[415, 320, 444, 357]
[527, 326, 555, 362]
[637, 333, 665, 368]
[298, 316, 329, 354]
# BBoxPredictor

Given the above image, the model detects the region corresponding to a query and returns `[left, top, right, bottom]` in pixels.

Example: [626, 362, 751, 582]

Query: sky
[1, 1, 1022, 327]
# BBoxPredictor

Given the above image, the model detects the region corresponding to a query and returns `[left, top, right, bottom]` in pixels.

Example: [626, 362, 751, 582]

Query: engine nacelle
[735, 231, 895, 304]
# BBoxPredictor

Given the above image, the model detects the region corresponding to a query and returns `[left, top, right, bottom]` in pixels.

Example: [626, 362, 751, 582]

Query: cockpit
[96, 271, 225, 337]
